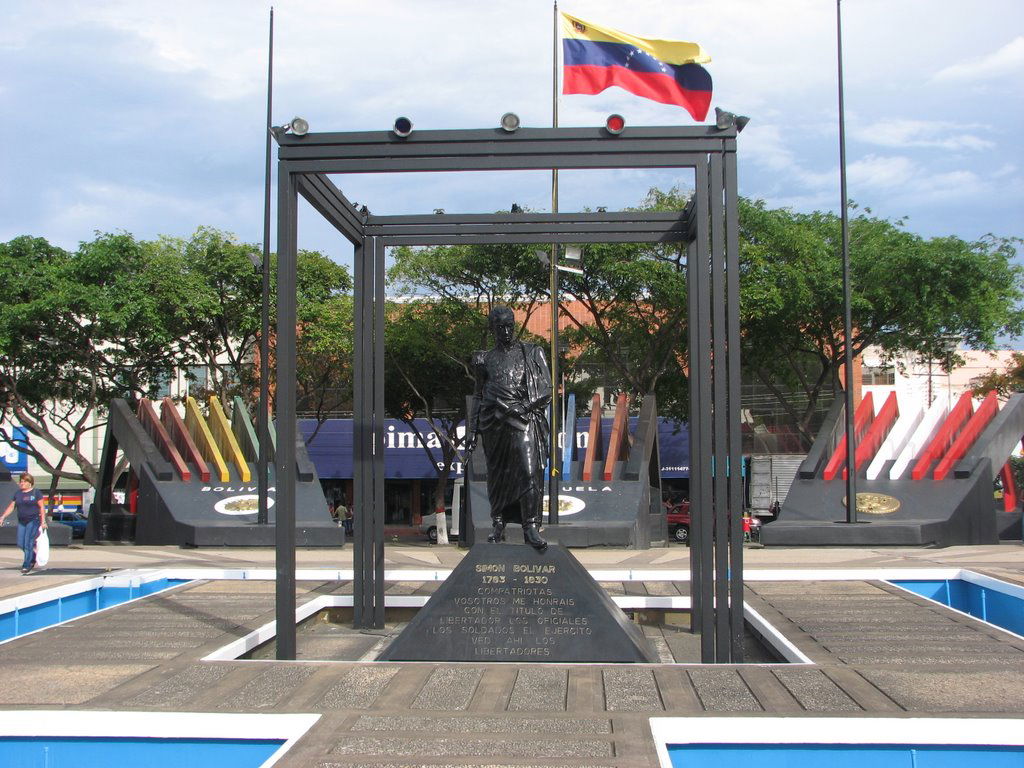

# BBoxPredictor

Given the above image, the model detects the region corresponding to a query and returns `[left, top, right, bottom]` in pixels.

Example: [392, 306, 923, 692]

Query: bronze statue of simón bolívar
[468, 306, 550, 551]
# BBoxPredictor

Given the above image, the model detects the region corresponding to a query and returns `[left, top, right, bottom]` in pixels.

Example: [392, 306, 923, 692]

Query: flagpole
[548, 0, 561, 526]
[837, 0, 857, 524]
[258, 6, 273, 528]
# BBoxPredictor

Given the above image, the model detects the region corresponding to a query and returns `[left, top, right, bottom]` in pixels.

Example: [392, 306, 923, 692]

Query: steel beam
[295, 173, 364, 244]
[281, 154, 708, 175]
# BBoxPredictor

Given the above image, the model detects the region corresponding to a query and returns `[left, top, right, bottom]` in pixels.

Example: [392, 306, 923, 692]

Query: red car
[666, 500, 691, 543]
[665, 500, 760, 545]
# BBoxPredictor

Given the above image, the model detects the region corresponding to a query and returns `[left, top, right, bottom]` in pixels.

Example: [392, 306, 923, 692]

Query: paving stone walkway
[0, 542, 1022, 766]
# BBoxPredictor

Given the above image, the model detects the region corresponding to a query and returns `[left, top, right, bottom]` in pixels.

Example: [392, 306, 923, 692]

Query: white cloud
[843, 155, 988, 203]
[2, 0, 1022, 251]
[737, 124, 796, 172]
[847, 155, 917, 190]
[933, 36, 1024, 82]
[854, 119, 994, 151]
[36, 178, 259, 251]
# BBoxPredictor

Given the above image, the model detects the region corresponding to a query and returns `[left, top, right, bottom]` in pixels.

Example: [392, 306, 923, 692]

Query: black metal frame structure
[274, 125, 743, 662]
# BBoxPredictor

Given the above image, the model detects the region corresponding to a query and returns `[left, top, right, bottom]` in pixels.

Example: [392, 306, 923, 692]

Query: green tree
[389, 240, 549, 330]
[0, 228, 355, 494]
[971, 352, 1024, 398]
[389, 201, 694, 421]
[0, 233, 199, 491]
[297, 293, 355, 439]
[556, 190, 691, 420]
[157, 227, 353, 409]
[740, 200, 1024, 445]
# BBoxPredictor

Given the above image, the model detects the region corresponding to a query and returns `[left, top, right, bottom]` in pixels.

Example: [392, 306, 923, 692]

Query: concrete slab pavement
[0, 540, 1022, 766]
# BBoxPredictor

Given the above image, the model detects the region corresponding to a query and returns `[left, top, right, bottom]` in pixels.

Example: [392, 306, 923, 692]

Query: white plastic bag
[35, 528, 50, 567]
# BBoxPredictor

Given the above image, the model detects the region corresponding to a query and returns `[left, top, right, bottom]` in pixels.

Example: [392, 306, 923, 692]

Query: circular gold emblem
[843, 492, 900, 515]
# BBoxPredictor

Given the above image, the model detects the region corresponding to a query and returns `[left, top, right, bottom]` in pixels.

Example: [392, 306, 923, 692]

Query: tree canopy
[0, 232, 201, 486]
[3, 189, 1020, 490]
[0, 228, 352, 488]
[383, 298, 488, 541]
[740, 199, 1024, 443]
[384, 190, 1023, 447]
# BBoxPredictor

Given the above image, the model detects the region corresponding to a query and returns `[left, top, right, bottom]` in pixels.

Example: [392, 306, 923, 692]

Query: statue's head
[488, 305, 516, 346]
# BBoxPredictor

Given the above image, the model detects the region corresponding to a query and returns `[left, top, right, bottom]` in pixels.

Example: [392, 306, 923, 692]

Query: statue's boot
[487, 514, 506, 543]
[522, 523, 548, 551]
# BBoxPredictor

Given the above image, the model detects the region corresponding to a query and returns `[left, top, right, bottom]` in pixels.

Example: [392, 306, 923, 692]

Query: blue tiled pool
[890, 577, 1024, 637]
[666, 743, 1024, 768]
[0, 711, 319, 768]
[1, 736, 284, 768]
[0, 577, 190, 642]
[651, 717, 1024, 768]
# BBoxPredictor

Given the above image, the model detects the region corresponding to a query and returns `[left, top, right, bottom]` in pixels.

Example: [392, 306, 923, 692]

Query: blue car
[50, 510, 88, 538]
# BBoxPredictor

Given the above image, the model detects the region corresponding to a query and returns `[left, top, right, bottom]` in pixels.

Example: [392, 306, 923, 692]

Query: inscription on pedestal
[379, 544, 657, 663]
[444, 561, 587, 660]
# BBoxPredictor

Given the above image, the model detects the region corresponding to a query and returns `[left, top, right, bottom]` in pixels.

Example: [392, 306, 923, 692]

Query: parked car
[50, 510, 88, 538]
[665, 500, 763, 545]
[420, 480, 464, 544]
[666, 500, 691, 543]
[420, 510, 453, 543]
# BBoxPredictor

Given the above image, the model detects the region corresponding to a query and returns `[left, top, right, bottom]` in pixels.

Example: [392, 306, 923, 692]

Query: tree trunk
[433, 480, 449, 545]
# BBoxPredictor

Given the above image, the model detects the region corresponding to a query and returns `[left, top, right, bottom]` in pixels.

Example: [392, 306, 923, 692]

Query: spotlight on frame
[392, 116, 413, 138]
[605, 114, 625, 135]
[714, 107, 750, 133]
[500, 112, 521, 132]
[269, 117, 310, 139]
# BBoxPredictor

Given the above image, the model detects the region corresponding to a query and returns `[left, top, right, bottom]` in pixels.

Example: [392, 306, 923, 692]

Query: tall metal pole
[837, 0, 857, 523]
[258, 7, 273, 527]
[548, 0, 561, 525]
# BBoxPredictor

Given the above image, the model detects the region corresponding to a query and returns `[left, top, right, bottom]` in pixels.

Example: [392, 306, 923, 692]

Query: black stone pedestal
[378, 543, 658, 663]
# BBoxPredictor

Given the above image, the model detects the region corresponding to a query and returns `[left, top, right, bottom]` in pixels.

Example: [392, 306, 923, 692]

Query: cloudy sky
[2, 0, 1021, 268]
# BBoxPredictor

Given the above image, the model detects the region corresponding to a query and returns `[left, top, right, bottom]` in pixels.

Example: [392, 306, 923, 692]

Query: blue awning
[299, 417, 689, 480]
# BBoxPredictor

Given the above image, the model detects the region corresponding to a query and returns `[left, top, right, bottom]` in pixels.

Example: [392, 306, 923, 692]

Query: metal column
[725, 147, 745, 660]
[710, 150, 730, 662]
[372, 236, 386, 628]
[692, 155, 715, 662]
[274, 163, 297, 659]
[353, 236, 386, 629]
[689, 143, 743, 663]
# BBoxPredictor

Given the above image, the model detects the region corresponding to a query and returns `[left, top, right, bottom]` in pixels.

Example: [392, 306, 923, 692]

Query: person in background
[339, 501, 353, 537]
[0, 472, 47, 574]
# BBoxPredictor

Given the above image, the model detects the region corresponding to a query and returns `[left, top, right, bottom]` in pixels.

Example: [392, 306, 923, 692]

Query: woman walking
[1, 473, 47, 574]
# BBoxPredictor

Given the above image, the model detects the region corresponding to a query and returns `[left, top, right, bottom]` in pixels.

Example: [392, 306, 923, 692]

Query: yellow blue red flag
[560, 11, 712, 121]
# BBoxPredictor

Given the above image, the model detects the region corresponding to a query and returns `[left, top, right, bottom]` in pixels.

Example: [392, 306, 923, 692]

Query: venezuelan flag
[560, 11, 712, 121]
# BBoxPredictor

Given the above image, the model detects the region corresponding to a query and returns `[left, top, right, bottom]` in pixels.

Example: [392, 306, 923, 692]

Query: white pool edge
[201, 592, 813, 665]
[7, 565, 1018, 666]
